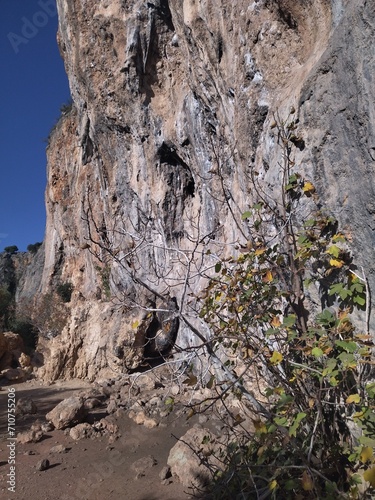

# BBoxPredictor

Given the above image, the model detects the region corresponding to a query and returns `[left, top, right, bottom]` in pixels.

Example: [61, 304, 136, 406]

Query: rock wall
[34, 0, 375, 380]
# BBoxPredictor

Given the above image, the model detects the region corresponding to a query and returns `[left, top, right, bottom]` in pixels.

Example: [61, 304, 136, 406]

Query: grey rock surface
[4, 0, 374, 380]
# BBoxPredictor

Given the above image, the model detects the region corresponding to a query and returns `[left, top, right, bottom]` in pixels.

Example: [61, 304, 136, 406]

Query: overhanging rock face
[35, 0, 375, 380]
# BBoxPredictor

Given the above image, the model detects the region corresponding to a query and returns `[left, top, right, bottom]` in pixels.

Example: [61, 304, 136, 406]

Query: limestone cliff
[33, 0, 375, 380]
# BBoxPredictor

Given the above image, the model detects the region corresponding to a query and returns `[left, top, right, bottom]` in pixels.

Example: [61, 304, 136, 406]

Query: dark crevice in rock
[52, 242, 65, 279]
[81, 118, 94, 165]
[149, 0, 175, 32]
[158, 141, 189, 169]
[251, 104, 269, 150]
[265, 0, 298, 30]
[157, 142, 195, 239]
[217, 33, 224, 63]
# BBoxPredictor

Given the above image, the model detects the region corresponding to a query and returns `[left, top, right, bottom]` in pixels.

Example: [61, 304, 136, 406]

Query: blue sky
[0, 0, 70, 252]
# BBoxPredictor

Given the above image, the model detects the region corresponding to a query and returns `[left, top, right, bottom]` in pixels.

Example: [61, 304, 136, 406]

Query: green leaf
[283, 315, 296, 327]
[338, 352, 357, 369]
[241, 211, 252, 220]
[311, 347, 324, 358]
[289, 412, 307, 437]
[277, 394, 294, 407]
[339, 288, 353, 300]
[303, 278, 313, 288]
[304, 218, 316, 227]
[328, 284, 340, 295]
[365, 383, 375, 399]
[274, 416, 288, 426]
[359, 436, 375, 448]
[328, 283, 352, 300]
[350, 474, 363, 485]
[329, 375, 339, 386]
[285, 479, 298, 491]
[322, 358, 337, 376]
[353, 295, 366, 306]
[327, 245, 341, 258]
[332, 233, 346, 243]
[215, 262, 222, 273]
[351, 282, 364, 293]
[317, 309, 335, 326]
[335, 340, 357, 353]
[288, 173, 298, 184]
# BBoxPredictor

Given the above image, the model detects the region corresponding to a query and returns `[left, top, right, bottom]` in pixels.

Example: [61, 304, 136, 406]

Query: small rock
[133, 373, 155, 391]
[83, 397, 102, 410]
[143, 417, 158, 429]
[17, 430, 44, 444]
[159, 465, 172, 480]
[30, 421, 43, 432]
[132, 455, 157, 478]
[49, 444, 69, 454]
[106, 399, 118, 414]
[70, 423, 93, 440]
[198, 415, 208, 424]
[129, 410, 158, 429]
[148, 396, 162, 407]
[19, 352, 31, 368]
[36, 459, 50, 471]
[41, 421, 54, 433]
[92, 416, 120, 438]
[170, 385, 180, 396]
[16, 397, 37, 416]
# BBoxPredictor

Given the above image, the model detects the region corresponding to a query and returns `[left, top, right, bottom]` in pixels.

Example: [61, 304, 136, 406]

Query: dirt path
[0, 379, 200, 500]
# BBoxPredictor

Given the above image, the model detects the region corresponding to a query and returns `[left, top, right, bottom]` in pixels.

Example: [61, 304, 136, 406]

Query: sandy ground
[0, 378, 204, 500]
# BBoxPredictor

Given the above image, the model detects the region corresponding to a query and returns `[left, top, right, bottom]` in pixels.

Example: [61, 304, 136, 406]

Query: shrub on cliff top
[4, 245, 18, 255]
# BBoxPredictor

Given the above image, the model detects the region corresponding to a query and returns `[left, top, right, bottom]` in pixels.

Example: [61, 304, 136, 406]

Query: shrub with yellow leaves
[196, 113, 374, 499]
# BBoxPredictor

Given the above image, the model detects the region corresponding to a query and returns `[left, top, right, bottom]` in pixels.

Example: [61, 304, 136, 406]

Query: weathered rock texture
[24, 0, 375, 380]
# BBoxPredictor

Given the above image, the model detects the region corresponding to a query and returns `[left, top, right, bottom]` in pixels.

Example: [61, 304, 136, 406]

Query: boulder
[167, 426, 218, 489]
[45, 396, 87, 430]
[0, 332, 7, 358]
[3, 332, 24, 352]
[0, 351, 13, 371]
[1, 368, 25, 381]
